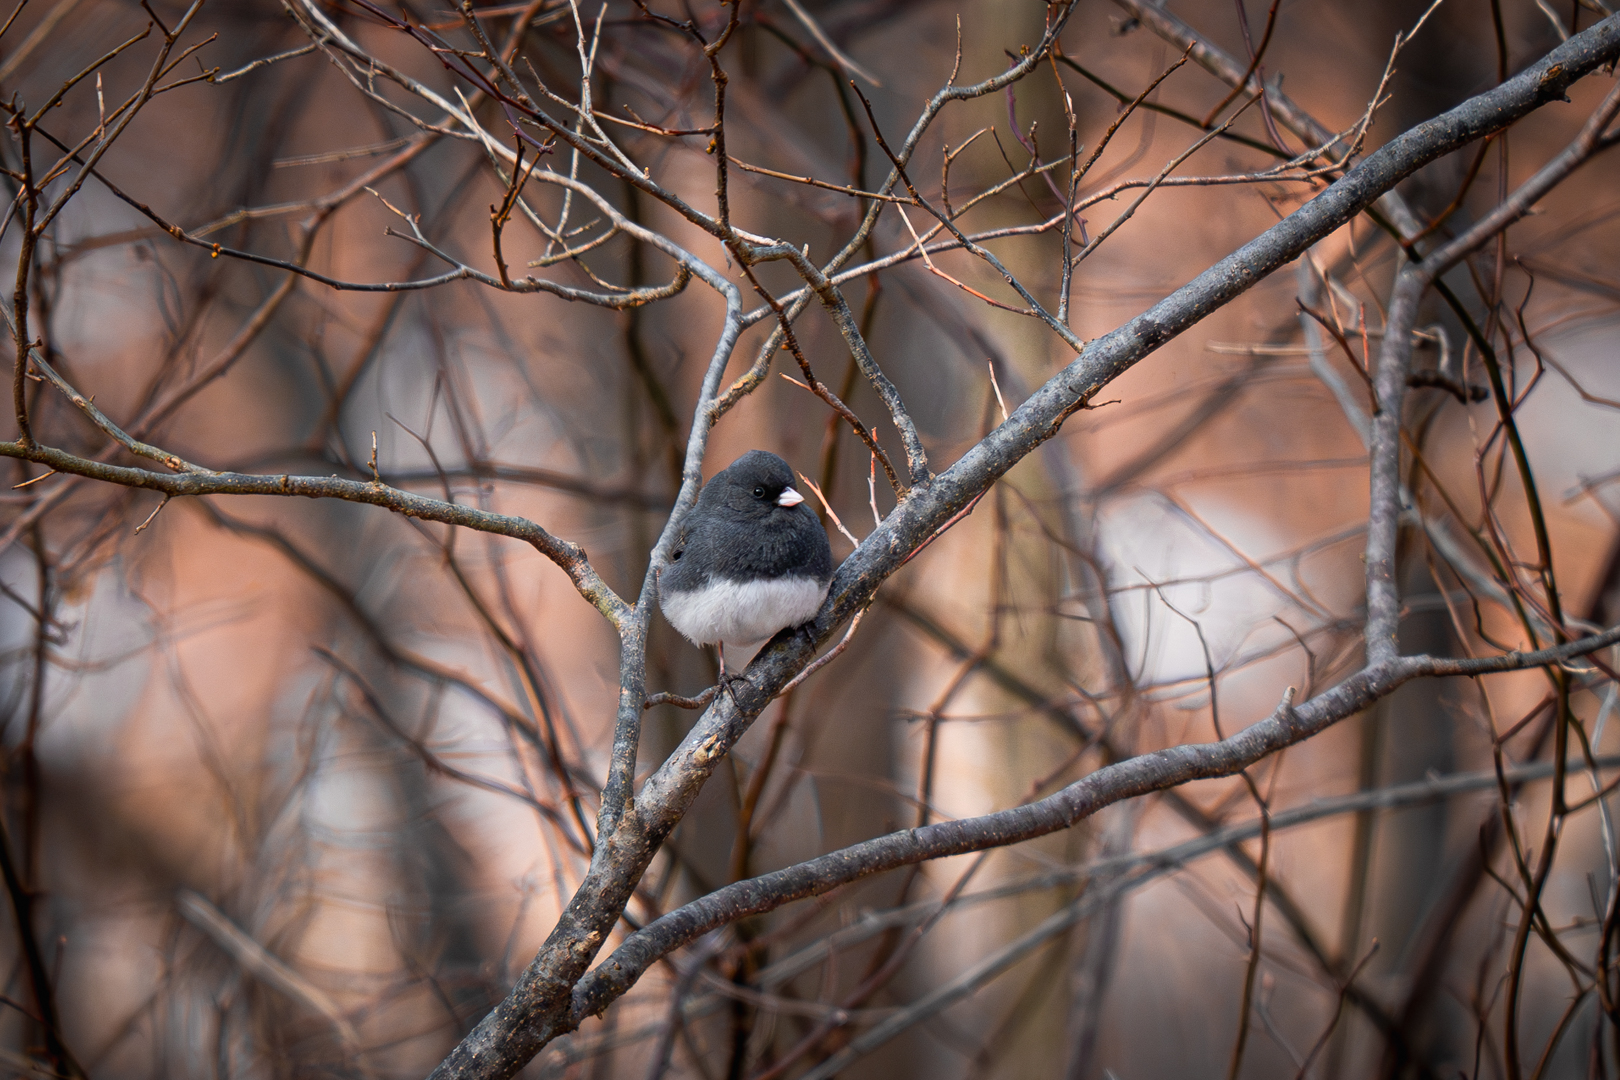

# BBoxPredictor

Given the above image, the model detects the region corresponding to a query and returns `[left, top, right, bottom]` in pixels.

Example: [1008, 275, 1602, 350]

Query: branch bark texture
[420, 16, 1620, 1080]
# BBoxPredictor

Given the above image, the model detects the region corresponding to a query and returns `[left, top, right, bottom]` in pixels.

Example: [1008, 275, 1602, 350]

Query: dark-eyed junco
[660, 450, 834, 673]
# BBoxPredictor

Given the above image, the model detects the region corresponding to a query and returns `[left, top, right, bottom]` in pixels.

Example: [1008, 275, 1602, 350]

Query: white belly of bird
[662, 575, 828, 649]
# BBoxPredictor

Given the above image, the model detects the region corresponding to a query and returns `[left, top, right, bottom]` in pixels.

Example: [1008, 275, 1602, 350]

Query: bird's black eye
[753, 486, 765, 498]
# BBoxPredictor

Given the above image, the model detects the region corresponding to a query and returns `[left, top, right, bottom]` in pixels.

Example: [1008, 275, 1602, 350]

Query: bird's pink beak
[777, 487, 804, 507]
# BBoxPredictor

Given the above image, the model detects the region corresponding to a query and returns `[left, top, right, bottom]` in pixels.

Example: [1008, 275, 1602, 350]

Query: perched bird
[660, 450, 834, 675]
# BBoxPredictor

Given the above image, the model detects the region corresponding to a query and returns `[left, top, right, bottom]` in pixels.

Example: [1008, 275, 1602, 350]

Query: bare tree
[1, 0, 1620, 1077]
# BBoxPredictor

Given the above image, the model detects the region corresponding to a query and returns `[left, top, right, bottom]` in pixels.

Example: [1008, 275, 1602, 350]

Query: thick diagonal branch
[421, 17, 1620, 1080]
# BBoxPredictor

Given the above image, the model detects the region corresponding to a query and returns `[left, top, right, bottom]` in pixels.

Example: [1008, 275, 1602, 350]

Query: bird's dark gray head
[701, 450, 805, 519]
